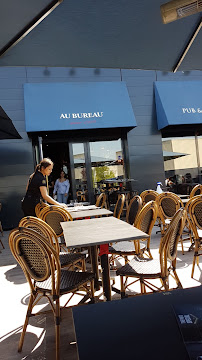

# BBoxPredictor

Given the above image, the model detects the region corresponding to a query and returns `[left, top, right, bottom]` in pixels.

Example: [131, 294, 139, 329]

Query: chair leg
[180, 236, 184, 255]
[0, 238, 4, 249]
[191, 254, 197, 278]
[120, 276, 126, 298]
[0, 221, 3, 237]
[191, 241, 199, 278]
[18, 293, 35, 352]
[90, 279, 95, 303]
[55, 298, 60, 360]
[140, 280, 146, 294]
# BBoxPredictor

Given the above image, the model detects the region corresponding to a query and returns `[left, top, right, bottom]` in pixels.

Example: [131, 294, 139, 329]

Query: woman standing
[21, 158, 66, 216]
[53, 171, 70, 204]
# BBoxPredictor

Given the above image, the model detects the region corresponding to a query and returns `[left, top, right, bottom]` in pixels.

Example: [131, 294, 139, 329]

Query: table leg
[100, 254, 111, 301]
[89, 246, 100, 291]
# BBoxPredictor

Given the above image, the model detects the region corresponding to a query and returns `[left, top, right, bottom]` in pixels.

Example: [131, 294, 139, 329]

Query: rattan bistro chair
[19, 216, 86, 271]
[109, 200, 157, 264]
[190, 184, 202, 198]
[140, 189, 158, 206]
[35, 201, 49, 217]
[9, 227, 94, 360]
[133, 200, 158, 259]
[113, 194, 125, 219]
[39, 206, 72, 252]
[117, 208, 186, 297]
[95, 193, 107, 208]
[109, 196, 144, 263]
[188, 196, 202, 278]
[126, 195, 143, 225]
[156, 192, 183, 235]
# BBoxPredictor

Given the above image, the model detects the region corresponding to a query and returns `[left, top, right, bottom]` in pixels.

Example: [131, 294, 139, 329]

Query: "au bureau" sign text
[60, 112, 104, 119]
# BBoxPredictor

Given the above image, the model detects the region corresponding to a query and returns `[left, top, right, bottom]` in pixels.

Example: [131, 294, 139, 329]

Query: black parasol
[0, 106, 22, 140]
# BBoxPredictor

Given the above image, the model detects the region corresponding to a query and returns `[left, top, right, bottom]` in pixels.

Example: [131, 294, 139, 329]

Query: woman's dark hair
[35, 158, 53, 172]
[59, 170, 67, 178]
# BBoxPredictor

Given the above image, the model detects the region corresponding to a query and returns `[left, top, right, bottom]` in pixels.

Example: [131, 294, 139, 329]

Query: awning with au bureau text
[24, 82, 137, 132]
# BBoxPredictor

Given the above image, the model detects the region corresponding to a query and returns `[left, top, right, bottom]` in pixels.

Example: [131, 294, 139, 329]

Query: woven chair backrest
[160, 208, 186, 263]
[96, 193, 106, 208]
[134, 200, 158, 235]
[126, 195, 142, 225]
[113, 194, 125, 219]
[189, 197, 202, 238]
[140, 190, 158, 206]
[39, 206, 70, 237]
[9, 227, 60, 291]
[156, 192, 183, 222]
[189, 184, 202, 198]
[19, 216, 60, 254]
[35, 202, 49, 218]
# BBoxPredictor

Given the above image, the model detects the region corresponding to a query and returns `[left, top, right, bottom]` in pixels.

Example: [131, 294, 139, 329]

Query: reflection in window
[90, 139, 124, 193]
[162, 136, 200, 194]
[72, 143, 88, 201]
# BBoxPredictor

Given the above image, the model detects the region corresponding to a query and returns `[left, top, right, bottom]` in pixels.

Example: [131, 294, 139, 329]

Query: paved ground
[0, 223, 202, 360]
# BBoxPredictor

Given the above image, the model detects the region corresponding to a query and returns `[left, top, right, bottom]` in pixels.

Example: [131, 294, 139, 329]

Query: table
[61, 217, 149, 301]
[181, 198, 189, 204]
[69, 208, 113, 220]
[73, 286, 202, 360]
[176, 194, 189, 198]
[67, 205, 98, 212]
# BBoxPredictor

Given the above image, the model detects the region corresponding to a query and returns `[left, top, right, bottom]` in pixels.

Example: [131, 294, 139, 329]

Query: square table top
[67, 205, 98, 212]
[70, 208, 113, 219]
[61, 216, 149, 248]
[72, 286, 202, 360]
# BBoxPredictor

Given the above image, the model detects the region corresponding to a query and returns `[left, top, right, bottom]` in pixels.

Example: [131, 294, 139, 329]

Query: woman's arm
[40, 186, 66, 207]
[53, 179, 59, 195]
[65, 180, 70, 195]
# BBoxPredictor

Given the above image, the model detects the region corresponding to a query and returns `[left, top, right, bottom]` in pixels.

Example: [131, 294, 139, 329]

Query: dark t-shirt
[22, 171, 47, 216]
[26, 171, 47, 199]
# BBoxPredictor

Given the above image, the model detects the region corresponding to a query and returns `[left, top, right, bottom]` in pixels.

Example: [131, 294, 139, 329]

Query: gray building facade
[1, 66, 202, 229]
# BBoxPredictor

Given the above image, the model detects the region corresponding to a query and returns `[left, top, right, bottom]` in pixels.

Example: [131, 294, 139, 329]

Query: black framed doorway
[31, 129, 130, 205]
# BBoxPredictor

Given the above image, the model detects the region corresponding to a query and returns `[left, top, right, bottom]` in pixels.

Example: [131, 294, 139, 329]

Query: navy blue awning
[154, 81, 202, 130]
[24, 82, 137, 132]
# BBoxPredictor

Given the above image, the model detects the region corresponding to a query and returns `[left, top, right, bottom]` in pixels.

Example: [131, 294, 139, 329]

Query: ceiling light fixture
[161, 0, 202, 24]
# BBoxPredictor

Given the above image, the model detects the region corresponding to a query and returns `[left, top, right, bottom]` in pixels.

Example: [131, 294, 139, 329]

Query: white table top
[67, 205, 98, 212]
[61, 216, 149, 248]
[70, 208, 113, 219]
[181, 198, 189, 203]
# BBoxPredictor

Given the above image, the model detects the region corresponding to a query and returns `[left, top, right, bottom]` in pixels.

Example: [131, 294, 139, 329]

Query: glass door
[69, 142, 94, 203]
[89, 139, 125, 207]
[69, 139, 126, 205]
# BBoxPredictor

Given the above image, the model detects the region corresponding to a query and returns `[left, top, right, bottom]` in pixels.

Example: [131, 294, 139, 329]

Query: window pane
[90, 139, 124, 193]
[72, 143, 88, 202]
[162, 136, 199, 194]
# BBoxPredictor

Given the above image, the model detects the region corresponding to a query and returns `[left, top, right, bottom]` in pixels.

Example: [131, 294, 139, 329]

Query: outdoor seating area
[2, 189, 202, 359]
